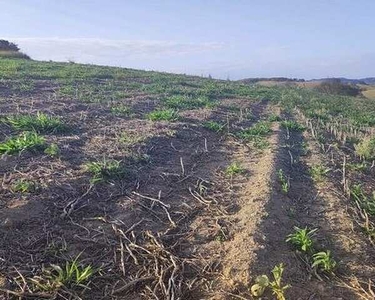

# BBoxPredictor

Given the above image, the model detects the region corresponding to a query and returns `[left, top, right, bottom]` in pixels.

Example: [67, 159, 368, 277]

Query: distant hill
[238, 77, 375, 86]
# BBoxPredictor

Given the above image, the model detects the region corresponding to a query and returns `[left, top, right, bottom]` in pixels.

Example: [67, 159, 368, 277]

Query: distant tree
[0, 39, 30, 59]
[0, 40, 20, 52]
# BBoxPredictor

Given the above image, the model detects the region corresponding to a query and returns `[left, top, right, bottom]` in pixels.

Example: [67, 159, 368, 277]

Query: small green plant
[44, 143, 60, 157]
[84, 159, 125, 184]
[277, 169, 290, 193]
[4, 112, 66, 133]
[268, 114, 282, 122]
[286, 227, 317, 252]
[270, 264, 290, 300]
[0, 132, 46, 154]
[238, 121, 271, 139]
[310, 164, 330, 182]
[31, 256, 94, 292]
[312, 250, 337, 273]
[251, 275, 269, 297]
[225, 162, 245, 176]
[251, 264, 290, 299]
[355, 137, 375, 161]
[147, 109, 179, 121]
[11, 179, 37, 193]
[110, 104, 132, 116]
[350, 184, 375, 216]
[346, 162, 367, 172]
[281, 120, 305, 132]
[203, 121, 225, 132]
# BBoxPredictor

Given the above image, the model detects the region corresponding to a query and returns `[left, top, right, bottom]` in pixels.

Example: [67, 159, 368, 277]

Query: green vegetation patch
[4, 112, 67, 133]
[0, 132, 46, 155]
[203, 121, 225, 132]
[280, 120, 305, 132]
[147, 109, 179, 121]
[84, 159, 126, 184]
[355, 137, 375, 161]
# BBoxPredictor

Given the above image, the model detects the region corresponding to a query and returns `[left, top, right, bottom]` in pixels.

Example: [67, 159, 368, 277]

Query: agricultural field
[0, 58, 375, 300]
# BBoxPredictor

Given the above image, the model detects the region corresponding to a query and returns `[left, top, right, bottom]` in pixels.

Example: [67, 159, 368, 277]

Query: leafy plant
[251, 275, 269, 297]
[238, 121, 271, 139]
[4, 112, 66, 133]
[312, 250, 337, 273]
[355, 137, 375, 161]
[110, 104, 132, 116]
[31, 256, 94, 292]
[11, 179, 37, 193]
[250, 264, 289, 299]
[203, 121, 225, 132]
[225, 162, 245, 176]
[277, 169, 290, 193]
[286, 227, 317, 252]
[147, 109, 179, 121]
[44, 143, 60, 157]
[84, 159, 125, 184]
[268, 114, 282, 122]
[0, 132, 46, 154]
[281, 120, 305, 132]
[310, 164, 330, 182]
[270, 264, 290, 300]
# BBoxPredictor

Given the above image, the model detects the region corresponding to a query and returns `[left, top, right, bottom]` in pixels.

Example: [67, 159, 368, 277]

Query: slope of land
[0, 59, 375, 299]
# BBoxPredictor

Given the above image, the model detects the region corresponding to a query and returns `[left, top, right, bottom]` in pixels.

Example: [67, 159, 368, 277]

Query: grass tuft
[0, 132, 46, 154]
[4, 112, 66, 133]
[147, 109, 179, 121]
[84, 158, 126, 184]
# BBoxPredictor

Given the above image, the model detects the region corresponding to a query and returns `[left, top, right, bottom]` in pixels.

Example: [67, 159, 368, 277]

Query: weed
[4, 112, 66, 133]
[281, 120, 305, 132]
[0, 132, 46, 154]
[350, 184, 375, 216]
[346, 162, 367, 172]
[355, 137, 375, 161]
[286, 227, 317, 252]
[225, 162, 245, 176]
[147, 109, 179, 121]
[11, 179, 37, 193]
[310, 164, 330, 182]
[238, 121, 271, 139]
[203, 121, 225, 133]
[268, 114, 282, 122]
[44, 143, 60, 157]
[312, 250, 337, 273]
[250, 264, 290, 299]
[277, 169, 290, 193]
[110, 104, 132, 116]
[270, 264, 290, 300]
[31, 256, 94, 292]
[84, 159, 125, 184]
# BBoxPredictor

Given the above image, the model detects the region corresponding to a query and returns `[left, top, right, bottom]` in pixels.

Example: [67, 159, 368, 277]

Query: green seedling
[225, 162, 245, 176]
[110, 104, 132, 116]
[4, 112, 66, 133]
[147, 109, 179, 121]
[310, 164, 330, 182]
[0, 132, 46, 154]
[270, 264, 290, 300]
[44, 143, 60, 157]
[277, 169, 290, 193]
[11, 179, 37, 193]
[281, 120, 305, 132]
[203, 121, 225, 133]
[312, 250, 337, 273]
[84, 159, 125, 184]
[286, 227, 317, 252]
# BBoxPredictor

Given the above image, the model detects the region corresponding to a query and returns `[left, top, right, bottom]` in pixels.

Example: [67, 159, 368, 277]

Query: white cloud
[7, 37, 224, 63]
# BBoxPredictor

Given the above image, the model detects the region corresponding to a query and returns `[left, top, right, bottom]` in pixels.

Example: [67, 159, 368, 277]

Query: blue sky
[2, 0, 375, 79]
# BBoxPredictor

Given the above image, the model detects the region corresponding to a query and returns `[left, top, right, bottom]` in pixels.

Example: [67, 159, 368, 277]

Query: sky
[2, 0, 375, 79]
